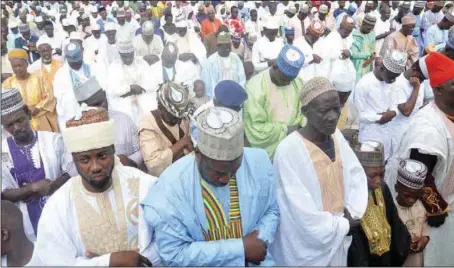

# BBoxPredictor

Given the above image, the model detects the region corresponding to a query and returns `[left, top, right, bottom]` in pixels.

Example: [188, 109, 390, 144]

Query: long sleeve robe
[141, 148, 280, 266]
[351, 29, 376, 81]
[251, 36, 284, 73]
[31, 163, 160, 266]
[270, 130, 368, 266]
[379, 31, 419, 70]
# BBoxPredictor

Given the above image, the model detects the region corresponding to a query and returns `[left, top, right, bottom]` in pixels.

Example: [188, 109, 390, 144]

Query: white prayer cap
[90, 5, 98, 13]
[264, 18, 279, 30]
[8, 19, 18, 28]
[300, 4, 309, 13]
[36, 38, 50, 48]
[35, 16, 43, 23]
[62, 18, 70, 27]
[47, 9, 56, 17]
[117, 39, 135, 54]
[124, 2, 130, 7]
[91, 23, 101, 31]
[142, 21, 155, 35]
[117, 8, 126, 17]
[134, 13, 141, 20]
[383, 50, 407, 74]
[70, 31, 83, 41]
[81, 13, 89, 19]
[397, 159, 427, 190]
[354, 140, 385, 167]
[104, 22, 116, 32]
[446, 8, 454, 23]
[287, 5, 297, 14]
[197, 107, 244, 161]
[175, 19, 188, 28]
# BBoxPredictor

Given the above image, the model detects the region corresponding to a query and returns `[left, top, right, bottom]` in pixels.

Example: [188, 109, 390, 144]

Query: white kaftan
[1, 131, 76, 242]
[385, 103, 454, 266]
[107, 57, 159, 125]
[83, 34, 108, 65]
[374, 18, 392, 56]
[31, 163, 160, 266]
[353, 72, 399, 161]
[252, 36, 285, 73]
[293, 36, 330, 82]
[133, 34, 164, 58]
[270, 130, 368, 266]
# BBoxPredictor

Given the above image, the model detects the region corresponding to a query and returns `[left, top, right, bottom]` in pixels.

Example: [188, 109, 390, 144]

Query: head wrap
[7, 49, 28, 61]
[197, 107, 244, 161]
[214, 80, 248, 107]
[362, 13, 377, 26]
[117, 39, 135, 54]
[142, 21, 155, 35]
[247, 32, 258, 43]
[446, 8, 454, 23]
[65, 42, 83, 63]
[162, 42, 179, 62]
[117, 8, 126, 18]
[36, 38, 50, 48]
[90, 5, 98, 13]
[414, 1, 426, 8]
[232, 33, 242, 42]
[397, 159, 427, 190]
[307, 20, 324, 36]
[447, 26, 454, 49]
[425, 52, 454, 87]
[264, 18, 279, 30]
[91, 23, 101, 31]
[62, 107, 115, 153]
[70, 31, 83, 41]
[354, 140, 385, 168]
[402, 15, 416, 25]
[287, 5, 297, 14]
[217, 31, 232, 44]
[383, 50, 407, 74]
[8, 19, 19, 28]
[81, 13, 89, 19]
[104, 22, 116, 32]
[35, 16, 43, 23]
[276, 45, 305, 78]
[300, 4, 309, 13]
[62, 18, 70, 27]
[285, 27, 295, 35]
[319, 4, 329, 14]
[175, 20, 188, 28]
[18, 24, 30, 33]
[300, 77, 336, 107]
[1, 88, 25, 117]
[157, 82, 190, 118]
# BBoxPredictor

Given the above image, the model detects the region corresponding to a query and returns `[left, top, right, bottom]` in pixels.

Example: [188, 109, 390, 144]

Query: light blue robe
[201, 52, 246, 99]
[411, 14, 424, 56]
[424, 24, 448, 52]
[141, 148, 280, 266]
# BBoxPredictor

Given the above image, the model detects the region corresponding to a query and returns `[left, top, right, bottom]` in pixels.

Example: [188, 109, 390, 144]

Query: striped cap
[397, 159, 427, 189]
[1, 88, 25, 117]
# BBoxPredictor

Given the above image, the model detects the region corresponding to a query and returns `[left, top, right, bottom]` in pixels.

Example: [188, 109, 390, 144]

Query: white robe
[133, 34, 164, 58]
[293, 36, 330, 82]
[385, 103, 454, 266]
[374, 18, 392, 57]
[252, 36, 285, 73]
[53, 62, 107, 130]
[323, 30, 354, 82]
[1, 131, 76, 242]
[353, 72, 399, 161]
[270, 130, 368, 266]
[31, 163, 161, 266]
[83, 34, 108, 65]
[107, 57, 159, 125]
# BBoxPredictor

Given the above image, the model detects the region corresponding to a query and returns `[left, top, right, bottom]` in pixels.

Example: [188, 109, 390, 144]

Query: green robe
[244, 70, 305, 158]
[351, 29, 376, 81]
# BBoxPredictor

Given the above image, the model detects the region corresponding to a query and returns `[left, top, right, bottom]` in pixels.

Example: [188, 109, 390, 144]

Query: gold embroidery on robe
[360, 187, 391, 256]
[72, 171, 139, 255]
[301, 135, 344, 213]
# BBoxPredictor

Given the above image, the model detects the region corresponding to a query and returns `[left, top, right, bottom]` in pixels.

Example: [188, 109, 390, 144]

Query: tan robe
[138, 112, 189, 177]
[2, 73, 59, 132]
[379, 31, 419, 70]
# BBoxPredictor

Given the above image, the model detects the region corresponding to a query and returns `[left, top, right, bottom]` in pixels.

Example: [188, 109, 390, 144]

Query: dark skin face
[268, 2, 277, 15]
[38, 44, 52, 64]
[265, 28, 278, 42]
[21, 31, 31, 41]
[431, 5, 443, 13]
[360, 23, 375, 34]
[117, 16, 125, 25]
[158, 104, 180, 126]
[380, 7, 391, 21]
[364, 3, 374, 13]
[401, 23, 415, 36]
[270, 65, 295, 87]
[303, 91, 341, 137]
[36, 21, 44, 30]
[365, 166, 385, 191]
[81, 90, 108, 110]
[318, 12, 326, 20]
[69, 60, 83, 71]
[44, 24, 54, 37]
[11, 27, 18, 34]
[439, 18, 454, 30]
[177, 27, 187, 37]
[120, 51, 134, 66]
[142, 33, 154, 44]
[208, 9, 215, 20]
[1, 109, 34, 145]
[217, 43, 231, 57]
[305, 30, 320, 45]
[413, 7, 423, 15]
[395, 182, 422, 207]
[286, 34, 294, 44]
[73, 145, 116, 193]
[337, 91, 351, 108]
[250, 10, 257, 21]
[194, 80, 205, 98]
[339, 1, 346, 8]
[433, 79, 454, 117]
[443, 47, 454, 60]
[164, 15, 173, 25]
[10, 58, 29, 80]
[92, 30, 101, 39]
[378, 66, 401, 84]
[105, 30, 116, 44]
[298, 10, 308, 20]
[196, 152, 243, 187]
[231, 7, 238, 19]
[338, 21, 354, 38]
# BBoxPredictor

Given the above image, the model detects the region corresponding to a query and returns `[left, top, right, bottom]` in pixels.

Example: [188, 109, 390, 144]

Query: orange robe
[200, 18, 222, 39]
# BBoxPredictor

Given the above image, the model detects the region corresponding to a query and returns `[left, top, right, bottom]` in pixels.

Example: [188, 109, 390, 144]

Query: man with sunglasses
[141, 107, 280, 266]
[244, 44, 305, 158]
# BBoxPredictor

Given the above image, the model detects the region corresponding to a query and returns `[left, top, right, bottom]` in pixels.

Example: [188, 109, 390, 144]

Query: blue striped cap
[276, 45, 305, 78]
[65, 42, 83, 63]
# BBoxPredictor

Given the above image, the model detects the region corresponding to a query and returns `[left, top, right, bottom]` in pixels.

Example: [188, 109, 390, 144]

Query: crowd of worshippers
[1, 0, 454, 267]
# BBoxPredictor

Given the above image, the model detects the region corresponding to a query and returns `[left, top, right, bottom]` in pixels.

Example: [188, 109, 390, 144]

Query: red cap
[425, 52, 454, 88]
